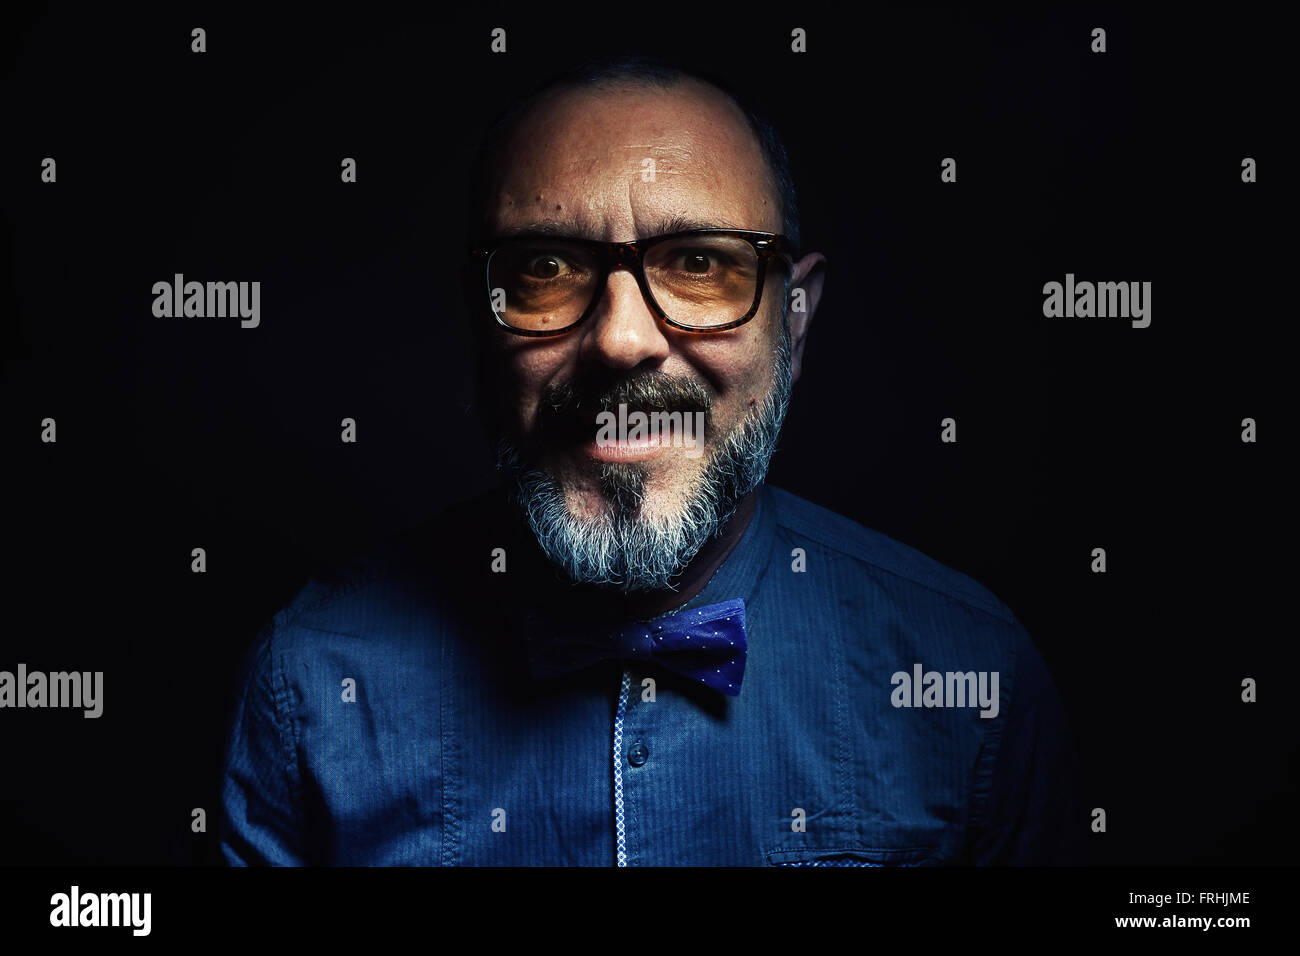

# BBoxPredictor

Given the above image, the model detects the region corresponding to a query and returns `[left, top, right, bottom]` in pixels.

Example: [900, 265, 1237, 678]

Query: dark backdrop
[1, 4, 1291, 865]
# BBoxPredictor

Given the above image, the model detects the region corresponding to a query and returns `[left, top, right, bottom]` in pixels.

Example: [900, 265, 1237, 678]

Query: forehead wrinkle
[490, 212, 750, 242]
[490, 211, 606, 239]
[619, 144, 694, 157]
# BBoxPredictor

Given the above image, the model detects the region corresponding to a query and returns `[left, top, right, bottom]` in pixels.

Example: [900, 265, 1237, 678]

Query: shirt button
[627, 741, 649, 766]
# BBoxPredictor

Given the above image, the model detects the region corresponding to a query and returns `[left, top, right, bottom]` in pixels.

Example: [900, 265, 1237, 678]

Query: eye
[520, 254, 587, 280]
[524, 255, 568, 279]
[681, 253, 713, 274]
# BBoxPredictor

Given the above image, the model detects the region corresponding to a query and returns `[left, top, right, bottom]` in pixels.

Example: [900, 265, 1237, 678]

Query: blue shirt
[220, 483, 1085, 866]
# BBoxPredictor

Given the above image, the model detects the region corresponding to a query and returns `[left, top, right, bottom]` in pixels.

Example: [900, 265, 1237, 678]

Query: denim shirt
[220, 484, 1085, 866]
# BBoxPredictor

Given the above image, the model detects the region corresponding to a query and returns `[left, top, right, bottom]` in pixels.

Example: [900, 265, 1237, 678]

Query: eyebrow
[491, 214, 745, 242]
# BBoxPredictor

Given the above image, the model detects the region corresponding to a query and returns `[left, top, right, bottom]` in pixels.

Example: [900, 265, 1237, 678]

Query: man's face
[482, 80, 816, 591]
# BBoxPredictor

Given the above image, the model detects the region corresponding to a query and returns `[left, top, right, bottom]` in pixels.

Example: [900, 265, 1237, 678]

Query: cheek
[499, 341, 574, 426]
[681, 323, 779, 413]
[736, 312, 784, 406]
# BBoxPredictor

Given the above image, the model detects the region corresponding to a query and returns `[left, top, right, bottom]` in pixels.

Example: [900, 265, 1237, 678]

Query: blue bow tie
[527, 598, 748, 696]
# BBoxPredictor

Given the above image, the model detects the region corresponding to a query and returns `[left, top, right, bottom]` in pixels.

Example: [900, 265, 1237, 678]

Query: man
[220, 56, 1085, 866]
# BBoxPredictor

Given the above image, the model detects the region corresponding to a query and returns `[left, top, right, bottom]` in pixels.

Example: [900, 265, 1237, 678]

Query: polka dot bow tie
[527, 599, 748, 696]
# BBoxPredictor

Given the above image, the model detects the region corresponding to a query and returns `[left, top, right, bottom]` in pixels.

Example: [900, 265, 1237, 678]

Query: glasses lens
[487, 240, 601, 332]
[643, 234, 761, 328]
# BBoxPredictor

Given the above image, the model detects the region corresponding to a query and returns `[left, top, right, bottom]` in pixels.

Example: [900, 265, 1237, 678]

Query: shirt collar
[654, 482, 777, 620]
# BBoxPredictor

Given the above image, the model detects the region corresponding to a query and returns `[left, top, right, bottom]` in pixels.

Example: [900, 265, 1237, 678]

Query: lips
[588, 404, 710, 462]
[532, 372, 714, 463]
[583, 432, 668, 463]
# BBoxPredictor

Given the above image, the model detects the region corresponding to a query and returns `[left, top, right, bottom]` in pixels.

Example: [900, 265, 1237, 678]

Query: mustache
[536, 370, 714, 442]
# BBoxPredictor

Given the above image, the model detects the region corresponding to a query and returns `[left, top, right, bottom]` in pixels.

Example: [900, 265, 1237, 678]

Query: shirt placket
[611, 668, 632, 867]
[612, 661, 665, 866]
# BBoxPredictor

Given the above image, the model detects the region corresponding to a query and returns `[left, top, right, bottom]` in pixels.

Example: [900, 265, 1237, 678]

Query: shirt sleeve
[966, 624, 1087, 865]
[219, 621, 307, 865]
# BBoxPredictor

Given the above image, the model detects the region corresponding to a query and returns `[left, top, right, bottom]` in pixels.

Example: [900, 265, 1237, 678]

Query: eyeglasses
[469, 229, 795, 336]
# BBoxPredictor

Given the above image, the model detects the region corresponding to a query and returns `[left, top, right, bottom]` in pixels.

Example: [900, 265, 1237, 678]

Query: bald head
[469, 58, 800, 250]
[485, 80, 782, 251]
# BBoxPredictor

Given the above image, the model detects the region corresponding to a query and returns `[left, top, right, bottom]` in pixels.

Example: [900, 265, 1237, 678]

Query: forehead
[486, 80, 782, 240]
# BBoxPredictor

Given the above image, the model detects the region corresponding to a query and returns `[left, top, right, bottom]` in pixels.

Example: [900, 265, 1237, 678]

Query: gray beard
[497, 321, 793, 593]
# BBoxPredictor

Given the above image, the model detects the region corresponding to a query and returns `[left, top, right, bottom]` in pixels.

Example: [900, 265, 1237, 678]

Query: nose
[578, 269, 671, 372]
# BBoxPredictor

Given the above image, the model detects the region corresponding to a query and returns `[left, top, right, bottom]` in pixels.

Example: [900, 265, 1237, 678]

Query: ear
[785, 252, 826, 384]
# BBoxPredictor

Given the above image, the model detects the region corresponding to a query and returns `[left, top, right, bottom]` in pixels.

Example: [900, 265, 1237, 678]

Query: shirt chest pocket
[765, 844, 937, 867]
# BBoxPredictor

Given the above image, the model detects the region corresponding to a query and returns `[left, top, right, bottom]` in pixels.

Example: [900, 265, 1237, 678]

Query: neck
[621, 488, 759, 620]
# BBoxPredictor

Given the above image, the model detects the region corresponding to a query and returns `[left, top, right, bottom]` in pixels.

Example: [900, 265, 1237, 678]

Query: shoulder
[760, 487, 1069, 777]
[764, 484, 1022, 629]
[255, 487, 514, 663]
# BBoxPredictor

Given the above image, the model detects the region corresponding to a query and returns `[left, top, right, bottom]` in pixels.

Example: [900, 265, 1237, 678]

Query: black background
[1, 4, 1291, 866]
